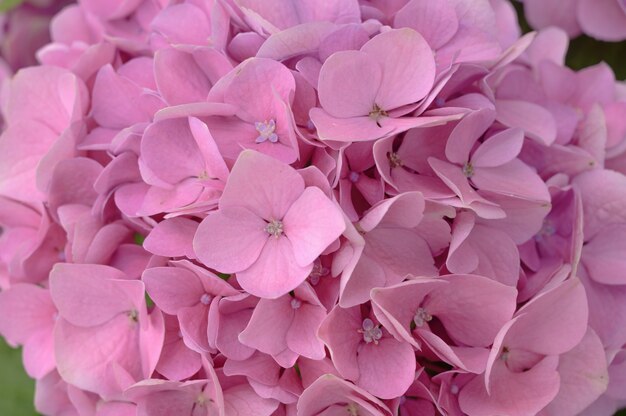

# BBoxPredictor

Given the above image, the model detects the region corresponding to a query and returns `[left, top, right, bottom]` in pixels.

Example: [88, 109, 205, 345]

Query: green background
[1, 2, 626, 415]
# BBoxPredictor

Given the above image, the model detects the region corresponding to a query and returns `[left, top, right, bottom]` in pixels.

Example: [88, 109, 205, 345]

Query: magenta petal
[283, 187, 345, 266]
[193, 207, 268, 274]
[237, 236, 313, 299]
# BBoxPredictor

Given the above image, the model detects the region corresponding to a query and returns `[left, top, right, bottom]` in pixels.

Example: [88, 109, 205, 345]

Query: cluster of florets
[0, 0, 625, 415]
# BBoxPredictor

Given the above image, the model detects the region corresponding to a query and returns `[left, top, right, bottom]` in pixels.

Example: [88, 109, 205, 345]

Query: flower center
[346, 403, 360, 416]
[388, 152, 403, 168]
[290, 298, 302, 309]
[413, 307, 432, 327]
[348, 171, 360, 183]
[128, 309, 139, 323]
[265, 219, 284, 237]
[501, 346, 510, 362]
[200, 293, 212, 305]
[309, 260, 329, 285]
[462, 162, 474, 178]
[255, 119, 278, 144]
[369, 103, 388, 124]
[358, 318, 383, 344]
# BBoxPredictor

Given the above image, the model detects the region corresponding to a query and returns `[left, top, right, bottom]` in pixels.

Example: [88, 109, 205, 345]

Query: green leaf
[0, 338, 37, 415]
[133, 233, 146, 246]
[0, 0, 24, 12]
[145, 291, 155, 309]
[217, 273, 230, 281]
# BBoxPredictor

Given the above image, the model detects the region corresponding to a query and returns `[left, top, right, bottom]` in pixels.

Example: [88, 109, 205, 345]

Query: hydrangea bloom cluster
[0, 0, 625, 415]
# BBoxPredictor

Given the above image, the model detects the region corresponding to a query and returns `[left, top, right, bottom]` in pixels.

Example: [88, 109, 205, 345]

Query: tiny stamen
[200, 293, 212, 305]
[265, 219, 284, 237]
[462, 162, 474, 178]
[290, 298, 302, 309]
[346, 403, 360, 416]
[128, 309, 139, 323]
[369, 103, 388, 126]
[348, 171, 360, 183]
[358, 318, 383, 344]
[388, 152, 403, 168]
[255, 119, 279, 144]
[413, 307, 432, 327]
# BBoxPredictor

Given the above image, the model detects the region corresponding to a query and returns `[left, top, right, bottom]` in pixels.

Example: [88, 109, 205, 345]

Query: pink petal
[143, 217, 198, 259]
[238, 296, 293, 356]
[193, 207, 268, 274]
[356, 337, 416, 399]
[471, 128, 524, 168]
[237, 237, 313, 299]
[218, 150, 305, 220]
[361, 28, 436, 110]
[508, 278, 588, 355]
[283, 187, 345, 267]
[445, 109, 495, 165]
[286, 303, 327, 360]
[495, 99, 557, 146]
[0, 284, 56, 345]
[459, 356, 560, 416]
[394, 0, 459, 50]
[471, 159, 551, 202]
[142, 267, 204, 315]
[154, 48, 211, 105]
[317, 50, 381, 118]
[541, 328, 609, 416]
[582, 225, 626, 285]
[224, 58, 295, 122]
[524, 0, 581, 37]
[578, 0, 626, 41]
[49, 263, 142, 327]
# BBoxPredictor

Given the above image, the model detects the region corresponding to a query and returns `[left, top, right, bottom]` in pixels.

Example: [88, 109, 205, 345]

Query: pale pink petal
[283, 187, 345, 267]
[495, 99, 557, 146]
[142, 267, 204, 315]
[286, 303, 327, 360]
[218, 150, 305, 220]
[193, 207, 268, 274]
[471, 128, 524, 168]
[394, 0, 459, 49]
[238, 296, 293, 356]
[541, 328, 609, 416]
[356, 338, 416, 399]
[582, 225, 626, 285]
[143, 217, 198, 259]
[317, 50, 381, 118]
[578, 0, 626, 41]
[237, 237, 313, 299]
[49, 263, 142, 327]
[361, 28, 436, 110]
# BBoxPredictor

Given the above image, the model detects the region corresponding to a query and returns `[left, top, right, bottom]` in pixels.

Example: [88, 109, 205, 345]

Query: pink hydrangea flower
[193, 150, 345, 298]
